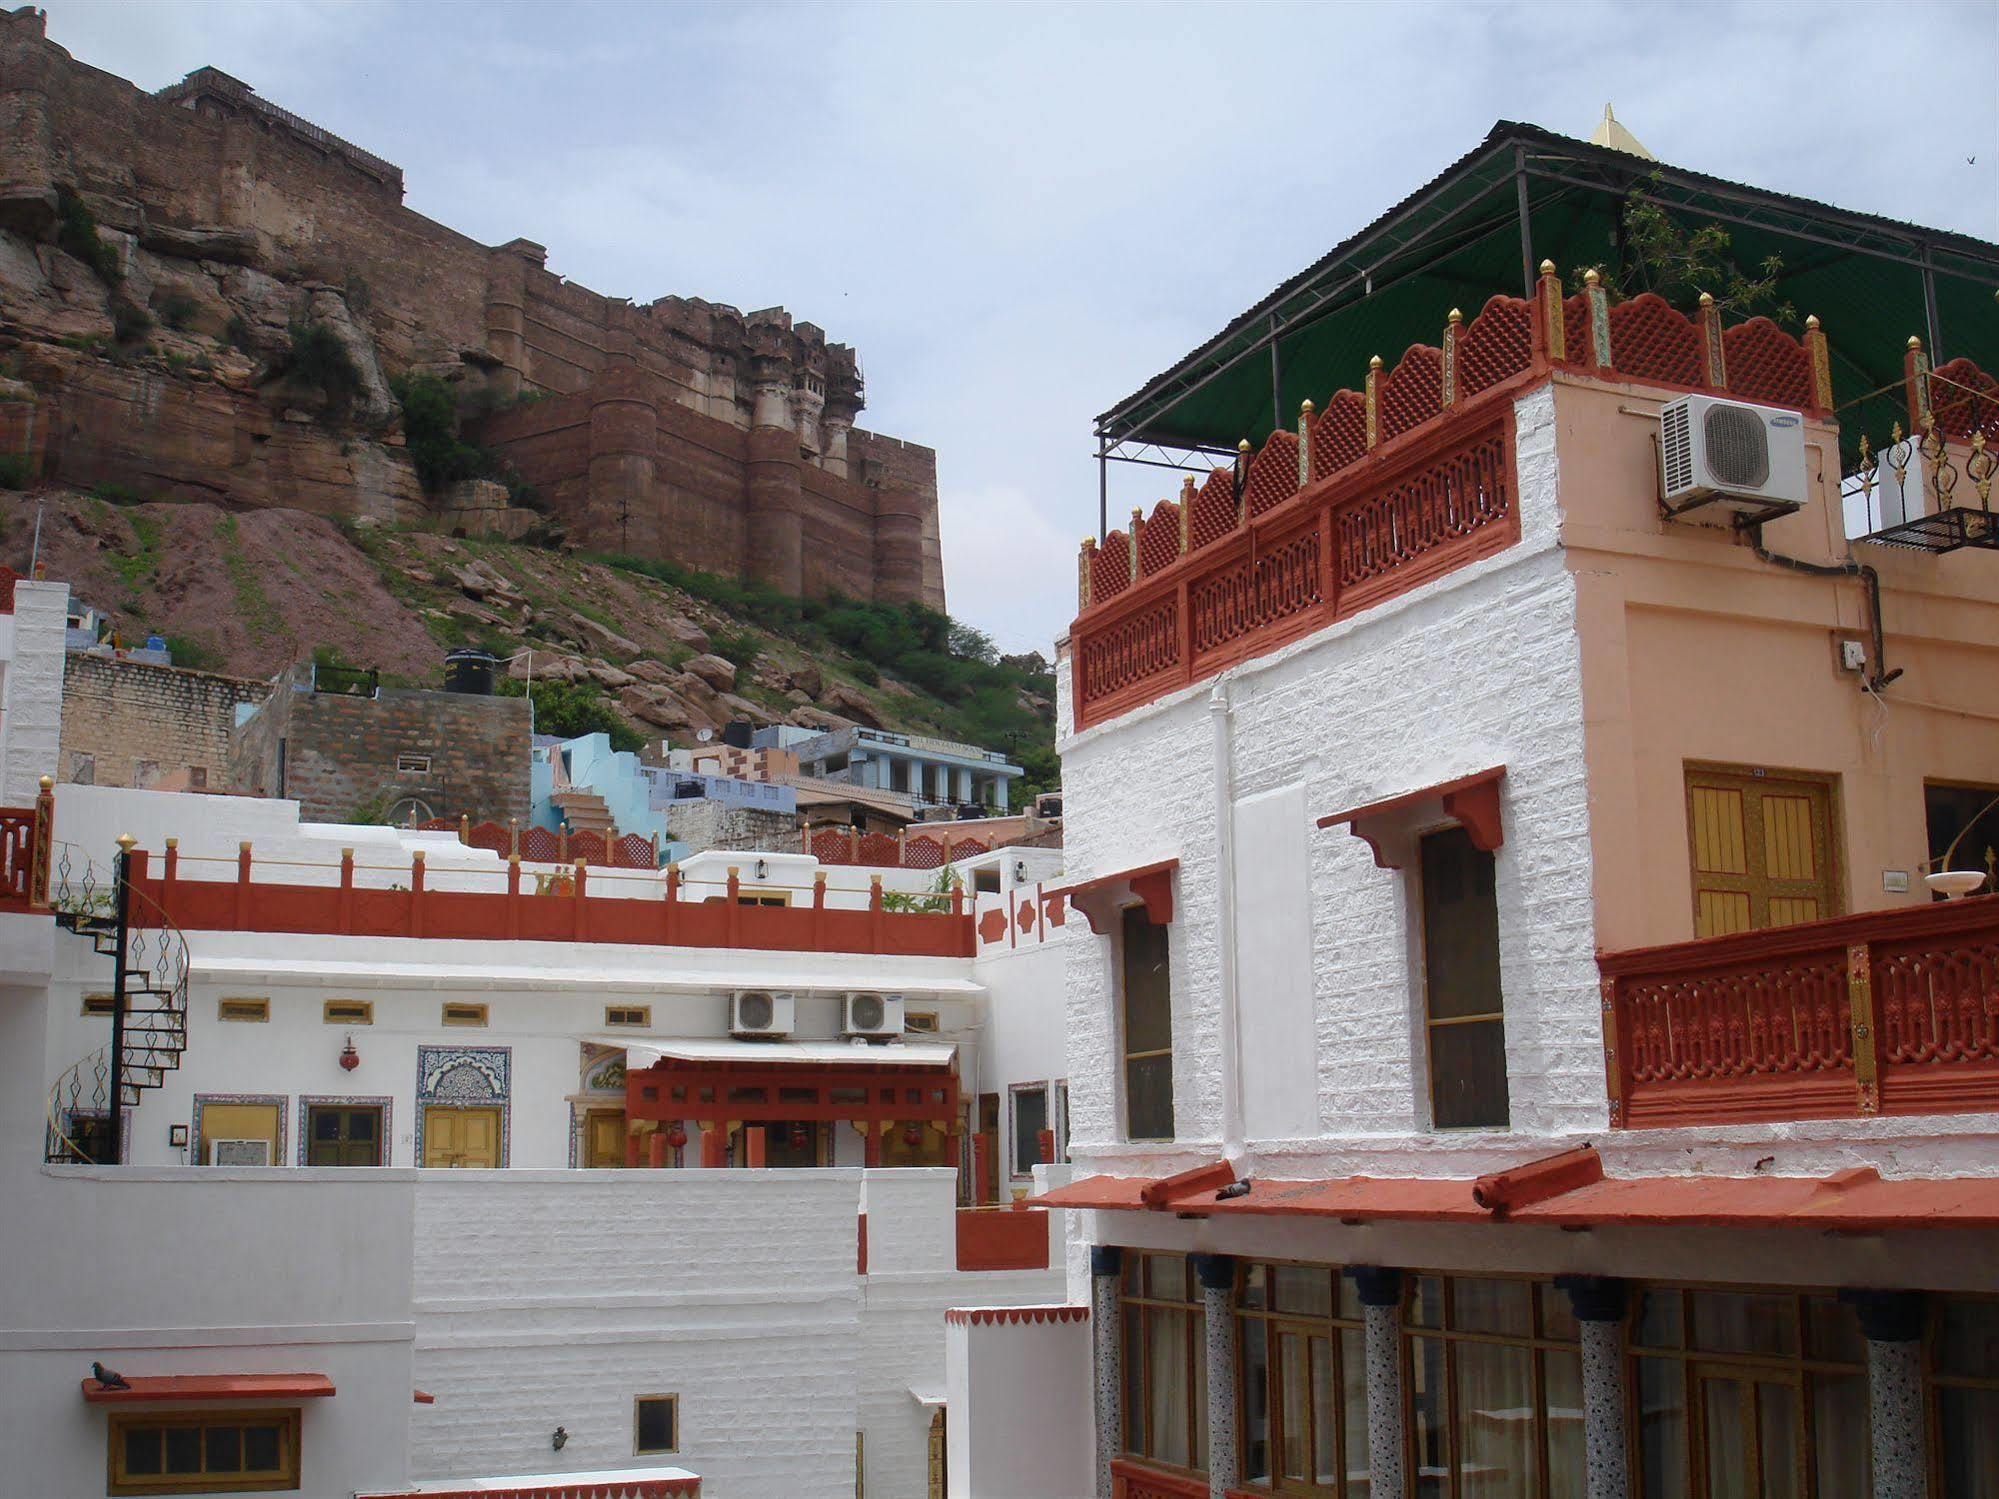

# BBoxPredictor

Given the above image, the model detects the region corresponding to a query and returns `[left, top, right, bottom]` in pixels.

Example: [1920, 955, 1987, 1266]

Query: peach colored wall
[1554, 374, 1999, 952]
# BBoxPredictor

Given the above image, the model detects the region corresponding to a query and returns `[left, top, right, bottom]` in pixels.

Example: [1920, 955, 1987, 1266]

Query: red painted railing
[419, 816, 660, 870]
[0, 781, 53, 912]
[1600, 895, 1999, 1127]
[954, 1206, 1051, 1272]
[1110, 1459, 1208, 1499]
[808, 824, 1001, 869]
[1073, 270, 1835, 729]
[123, 845, 973, 958]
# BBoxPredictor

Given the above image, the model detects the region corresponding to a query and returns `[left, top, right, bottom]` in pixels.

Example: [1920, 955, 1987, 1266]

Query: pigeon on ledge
[91, 1362, 130, 1390]
[1215, 1178, 1252, 1201]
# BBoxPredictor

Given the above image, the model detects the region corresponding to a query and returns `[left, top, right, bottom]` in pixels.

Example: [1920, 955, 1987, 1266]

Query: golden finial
[116, 833, 136, 851]
[1238, 439, 1252, 453]
[1369, 355, 1383, 370]
[1805, 314, 1820, 330]
[1538, 259, 1555, 275]
[1130, 506, 1143, 524]
[412, 848, 425, 861]
[165, 837, 178, 849]
[1891, 420, 1904, 443]
[1447, 308, 1462, 325]
[1908, 336, 1923, 351]
[1698, 292, 1714, 308]
[1300, 398, 1314, 415]
[1080, 535, 1095, 548]
[1583, 268, 1600, 287]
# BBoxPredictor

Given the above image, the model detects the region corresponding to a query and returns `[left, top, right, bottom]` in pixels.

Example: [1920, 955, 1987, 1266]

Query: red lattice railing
[1923, 356, 1999, 444]
[0, 804, 39, 911]
[568, 830, 609, 866]
[903, 835, 945, 870]
[520, 825, 560, 863]
[1074, 271, 1839, 727]
[1601, 895, 1999, 1127]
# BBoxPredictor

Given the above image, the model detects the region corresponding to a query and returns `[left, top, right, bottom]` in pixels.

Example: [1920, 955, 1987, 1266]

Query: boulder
[661, 615, 711, 653]
[589, 663, 638, 690]
[785, 663, 823, 699]
[683, 653, 737, 692]
[671, 669, 721, 712]
[619, 685, 693, 731]
[718, 692, 777, 727]
[139, 222, 267, 268]
[787, 705, 858, 733]
[625, 658, 675, 685]
[570, 611, 640, 659]
[822, 679, 884, 728]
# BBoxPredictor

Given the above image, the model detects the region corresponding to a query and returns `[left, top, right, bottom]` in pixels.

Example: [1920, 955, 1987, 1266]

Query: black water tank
[721, 719, 754, 749]
[444, 648, 498, 695]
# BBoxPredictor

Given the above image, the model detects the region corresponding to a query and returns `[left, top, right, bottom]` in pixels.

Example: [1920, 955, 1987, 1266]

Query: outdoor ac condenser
[209, 1138, 271, 1166]
[841, 990, 905, 1038]
[729, 989, 795, 1038]
[1658, 395, 1807, 520]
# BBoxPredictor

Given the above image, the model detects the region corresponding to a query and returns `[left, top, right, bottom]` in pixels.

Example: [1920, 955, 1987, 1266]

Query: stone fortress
[0, 6, 944, 607]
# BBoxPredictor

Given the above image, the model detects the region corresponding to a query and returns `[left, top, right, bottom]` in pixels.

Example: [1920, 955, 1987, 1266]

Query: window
[217, 997, 269, 1023]
[441, 1002, 488, 1027]
[108, 1408, 299, 1494]
[83, 992, 116, 1016]
[1236, 1262, 1366, 1494]
[634, 1394, 678, 1455]
[1120, 1251, 1207, 1474]
[736, 891, 790, 907]
[1118, 906, 1174, 1141]
[604, 1005, 651, 1028]
[1629, 1285, 1868, 1499]
[305, 1103, 383, 1167]
[1055, 1079, 1070, 1163]
[1929, 1296, 1999, 1495]
[322, 999, 372, 1025]
[905, 1010, 940, 1034]
[1925, 783, 1999, 899]
[1404, 1275, 1583, 1499]
[1009, 1082, 1048, 1180]
[396, 753, 433, 775]
[1685, 764, 1842, 936]
[1418, 827, 1508, 1129]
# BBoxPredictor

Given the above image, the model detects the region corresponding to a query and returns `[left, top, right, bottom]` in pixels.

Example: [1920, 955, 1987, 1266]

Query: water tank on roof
[444, 648, 498, 695]
[722, 720, 754, 749]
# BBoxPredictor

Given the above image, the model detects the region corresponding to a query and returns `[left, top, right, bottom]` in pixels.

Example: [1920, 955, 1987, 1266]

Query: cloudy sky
[38, 0, 1998, 657]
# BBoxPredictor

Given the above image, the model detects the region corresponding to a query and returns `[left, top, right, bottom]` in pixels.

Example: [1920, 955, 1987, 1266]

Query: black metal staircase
[44, 842, 190, 1164]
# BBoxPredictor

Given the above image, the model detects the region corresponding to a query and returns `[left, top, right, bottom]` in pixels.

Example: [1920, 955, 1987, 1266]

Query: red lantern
[903, 1123, 922, 1149]
[665, 1124, 688, 1151]
[790, 1124, 808, 1149]
[338, 1036, 359, 1072]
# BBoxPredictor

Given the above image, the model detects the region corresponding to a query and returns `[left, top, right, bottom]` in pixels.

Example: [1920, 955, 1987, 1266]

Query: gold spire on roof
[1588, 103, 1654, 160]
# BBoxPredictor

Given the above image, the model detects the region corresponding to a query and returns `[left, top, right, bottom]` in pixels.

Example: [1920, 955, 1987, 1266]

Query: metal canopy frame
[1092, 121, 1999, 537]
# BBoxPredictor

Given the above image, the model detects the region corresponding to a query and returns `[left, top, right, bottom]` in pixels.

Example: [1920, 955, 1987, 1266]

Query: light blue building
[785, 725, 1022, 811]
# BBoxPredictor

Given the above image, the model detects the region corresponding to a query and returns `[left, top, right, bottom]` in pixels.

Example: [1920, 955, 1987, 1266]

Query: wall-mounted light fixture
[339, 1035, 360, 1072]
[753, 858, 769, 881]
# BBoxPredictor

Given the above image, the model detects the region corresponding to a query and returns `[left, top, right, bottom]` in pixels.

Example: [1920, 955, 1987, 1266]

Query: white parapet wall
[944, 1304, 1093, 1499]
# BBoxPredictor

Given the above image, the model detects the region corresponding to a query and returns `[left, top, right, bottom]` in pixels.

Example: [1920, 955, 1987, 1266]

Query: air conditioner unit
[210, 1138, 271, 1166]
[1658, 395, 1807, 520]
[730, 989, 795, 1038]
[841, 990, 905, 1038]
[1840, 441, 1930, 540]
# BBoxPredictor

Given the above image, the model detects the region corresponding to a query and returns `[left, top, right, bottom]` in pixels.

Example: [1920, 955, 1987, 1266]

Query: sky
[35, 0, 1999, 659]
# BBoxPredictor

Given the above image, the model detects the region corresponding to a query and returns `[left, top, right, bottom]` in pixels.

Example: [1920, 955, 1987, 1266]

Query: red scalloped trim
[944, 1304, 1090, 1327]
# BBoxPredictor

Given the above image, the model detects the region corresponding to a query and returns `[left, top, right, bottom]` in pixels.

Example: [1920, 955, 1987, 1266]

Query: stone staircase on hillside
[550, 788, 617, 837]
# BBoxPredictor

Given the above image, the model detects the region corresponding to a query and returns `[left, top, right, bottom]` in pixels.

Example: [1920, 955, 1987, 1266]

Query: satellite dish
[696, 729, 714, 743]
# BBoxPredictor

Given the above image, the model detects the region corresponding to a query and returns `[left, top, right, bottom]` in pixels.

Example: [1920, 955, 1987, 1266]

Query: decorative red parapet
[1600, 893, 1999, 1128]
[944, 1304, 1089, 1327]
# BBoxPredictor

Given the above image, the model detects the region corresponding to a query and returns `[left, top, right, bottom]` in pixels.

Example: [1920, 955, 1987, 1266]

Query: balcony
[1599, 894, 1999, 1128]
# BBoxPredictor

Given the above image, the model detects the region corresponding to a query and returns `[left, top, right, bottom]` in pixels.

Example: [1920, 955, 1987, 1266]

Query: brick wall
[58, 654, 270, 791]
[228, 685, 529, 824]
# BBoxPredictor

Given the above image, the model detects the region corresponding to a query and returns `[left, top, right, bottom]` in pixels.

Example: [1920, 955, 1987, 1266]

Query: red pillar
[745, 1126, 767, 1168]
[863, 1124, 882, 1169]
[646, 1130, 667, 1168]
[701, 1125, 727, 1169]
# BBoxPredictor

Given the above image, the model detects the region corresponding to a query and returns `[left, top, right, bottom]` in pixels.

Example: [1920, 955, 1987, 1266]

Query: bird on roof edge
[91, 1361, 130, 1390]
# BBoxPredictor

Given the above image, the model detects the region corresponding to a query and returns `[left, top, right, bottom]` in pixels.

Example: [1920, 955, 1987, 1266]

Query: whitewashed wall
[1057, 385, 1606, 1178]
[944, 1307, 1092, 1498]
[1, 578, 66, 806]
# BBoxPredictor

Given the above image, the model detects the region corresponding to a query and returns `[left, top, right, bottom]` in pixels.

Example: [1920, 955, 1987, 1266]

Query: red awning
[82, 1372, 336, 1404]
[1057, 858, 1178, 933]
[1316, 765, 1505, 870]
[1032, 1153, 1999, 1232]
[414, 1389, 436, 1405]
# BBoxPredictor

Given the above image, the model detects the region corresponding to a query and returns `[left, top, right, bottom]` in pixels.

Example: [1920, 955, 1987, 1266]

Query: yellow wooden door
[424, 1106, 501, 1167]
[584, 1110, 626, 1168]
[199, 1102, 280, 1165]
[1686, 767, 1841, 937]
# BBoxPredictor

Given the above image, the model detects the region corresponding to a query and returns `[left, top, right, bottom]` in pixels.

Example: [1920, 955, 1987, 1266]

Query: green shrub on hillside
[56, 187, 120, 284]
[497, 676, 643, 753]
[283, 320, 363, 409]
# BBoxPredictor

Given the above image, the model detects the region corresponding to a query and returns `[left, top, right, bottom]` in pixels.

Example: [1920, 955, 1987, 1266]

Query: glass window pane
[1940, 1385, 1999, 1499]
[1126, 1053, 1174, 1141]
[1278, 1329, 1308, 1481]
[638, 1398, 674, 1451]
[205, 1424, 243, 1473]
[1545, 1349, 1588, 1499]
[1703, 1380, 1749, 1499]
[123, 1428, 163, 1476]
[1148, 1308, 1191, 1468]
[1811, 1373, 1870, 1499]
[1420, 826, 1503, 1020]
[1453, 1277, 1532, 1337]
[1804, 1295, 1865, 1364]
[1429, 1015, 1510, 1128]
[1455, 1339, 1534, 1499]
[1145, 1254, 1187, 1301]
[1341, 1331, 1368, 1493]
[243, 1422, 280, 1472]
[1123, 1303, 1143, 1453]
[1012, 1088, 1048, 1176]
[1121, 909, 1172, 1052]
[1310, 1335, 1338, 1486]
[1409, 1333, 1450, 1487]
[1274, 1265, 1332, 1318]
[1755, 1383, 1801, 1499]
[1338, 1273, 1362, 1322]
[1637, 1357, 1687, 1499]
[164, 1424, 201, 1474]
[349, 1109, 376, 1141]
[1540, 1284, 1579, 1342]
[1635, 1288, 1684, 1349]
[1937, 1296, 1999, 1377]
[1409, 1275, 1445, 1328]
[1240, 1262, 1268, 1311]
[313, 1110, 340, 1141]
[1689, 1290, 1796, 1356]
[1240, 1315, 1270, 1482]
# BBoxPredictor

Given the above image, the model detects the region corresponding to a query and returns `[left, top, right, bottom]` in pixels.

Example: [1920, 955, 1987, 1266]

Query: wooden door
[1686, 767, 1841, 937]
[584, 1109, 626, 1168]
[424, 1105, 501, 1167]
[306, 1104, 382, 1166]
